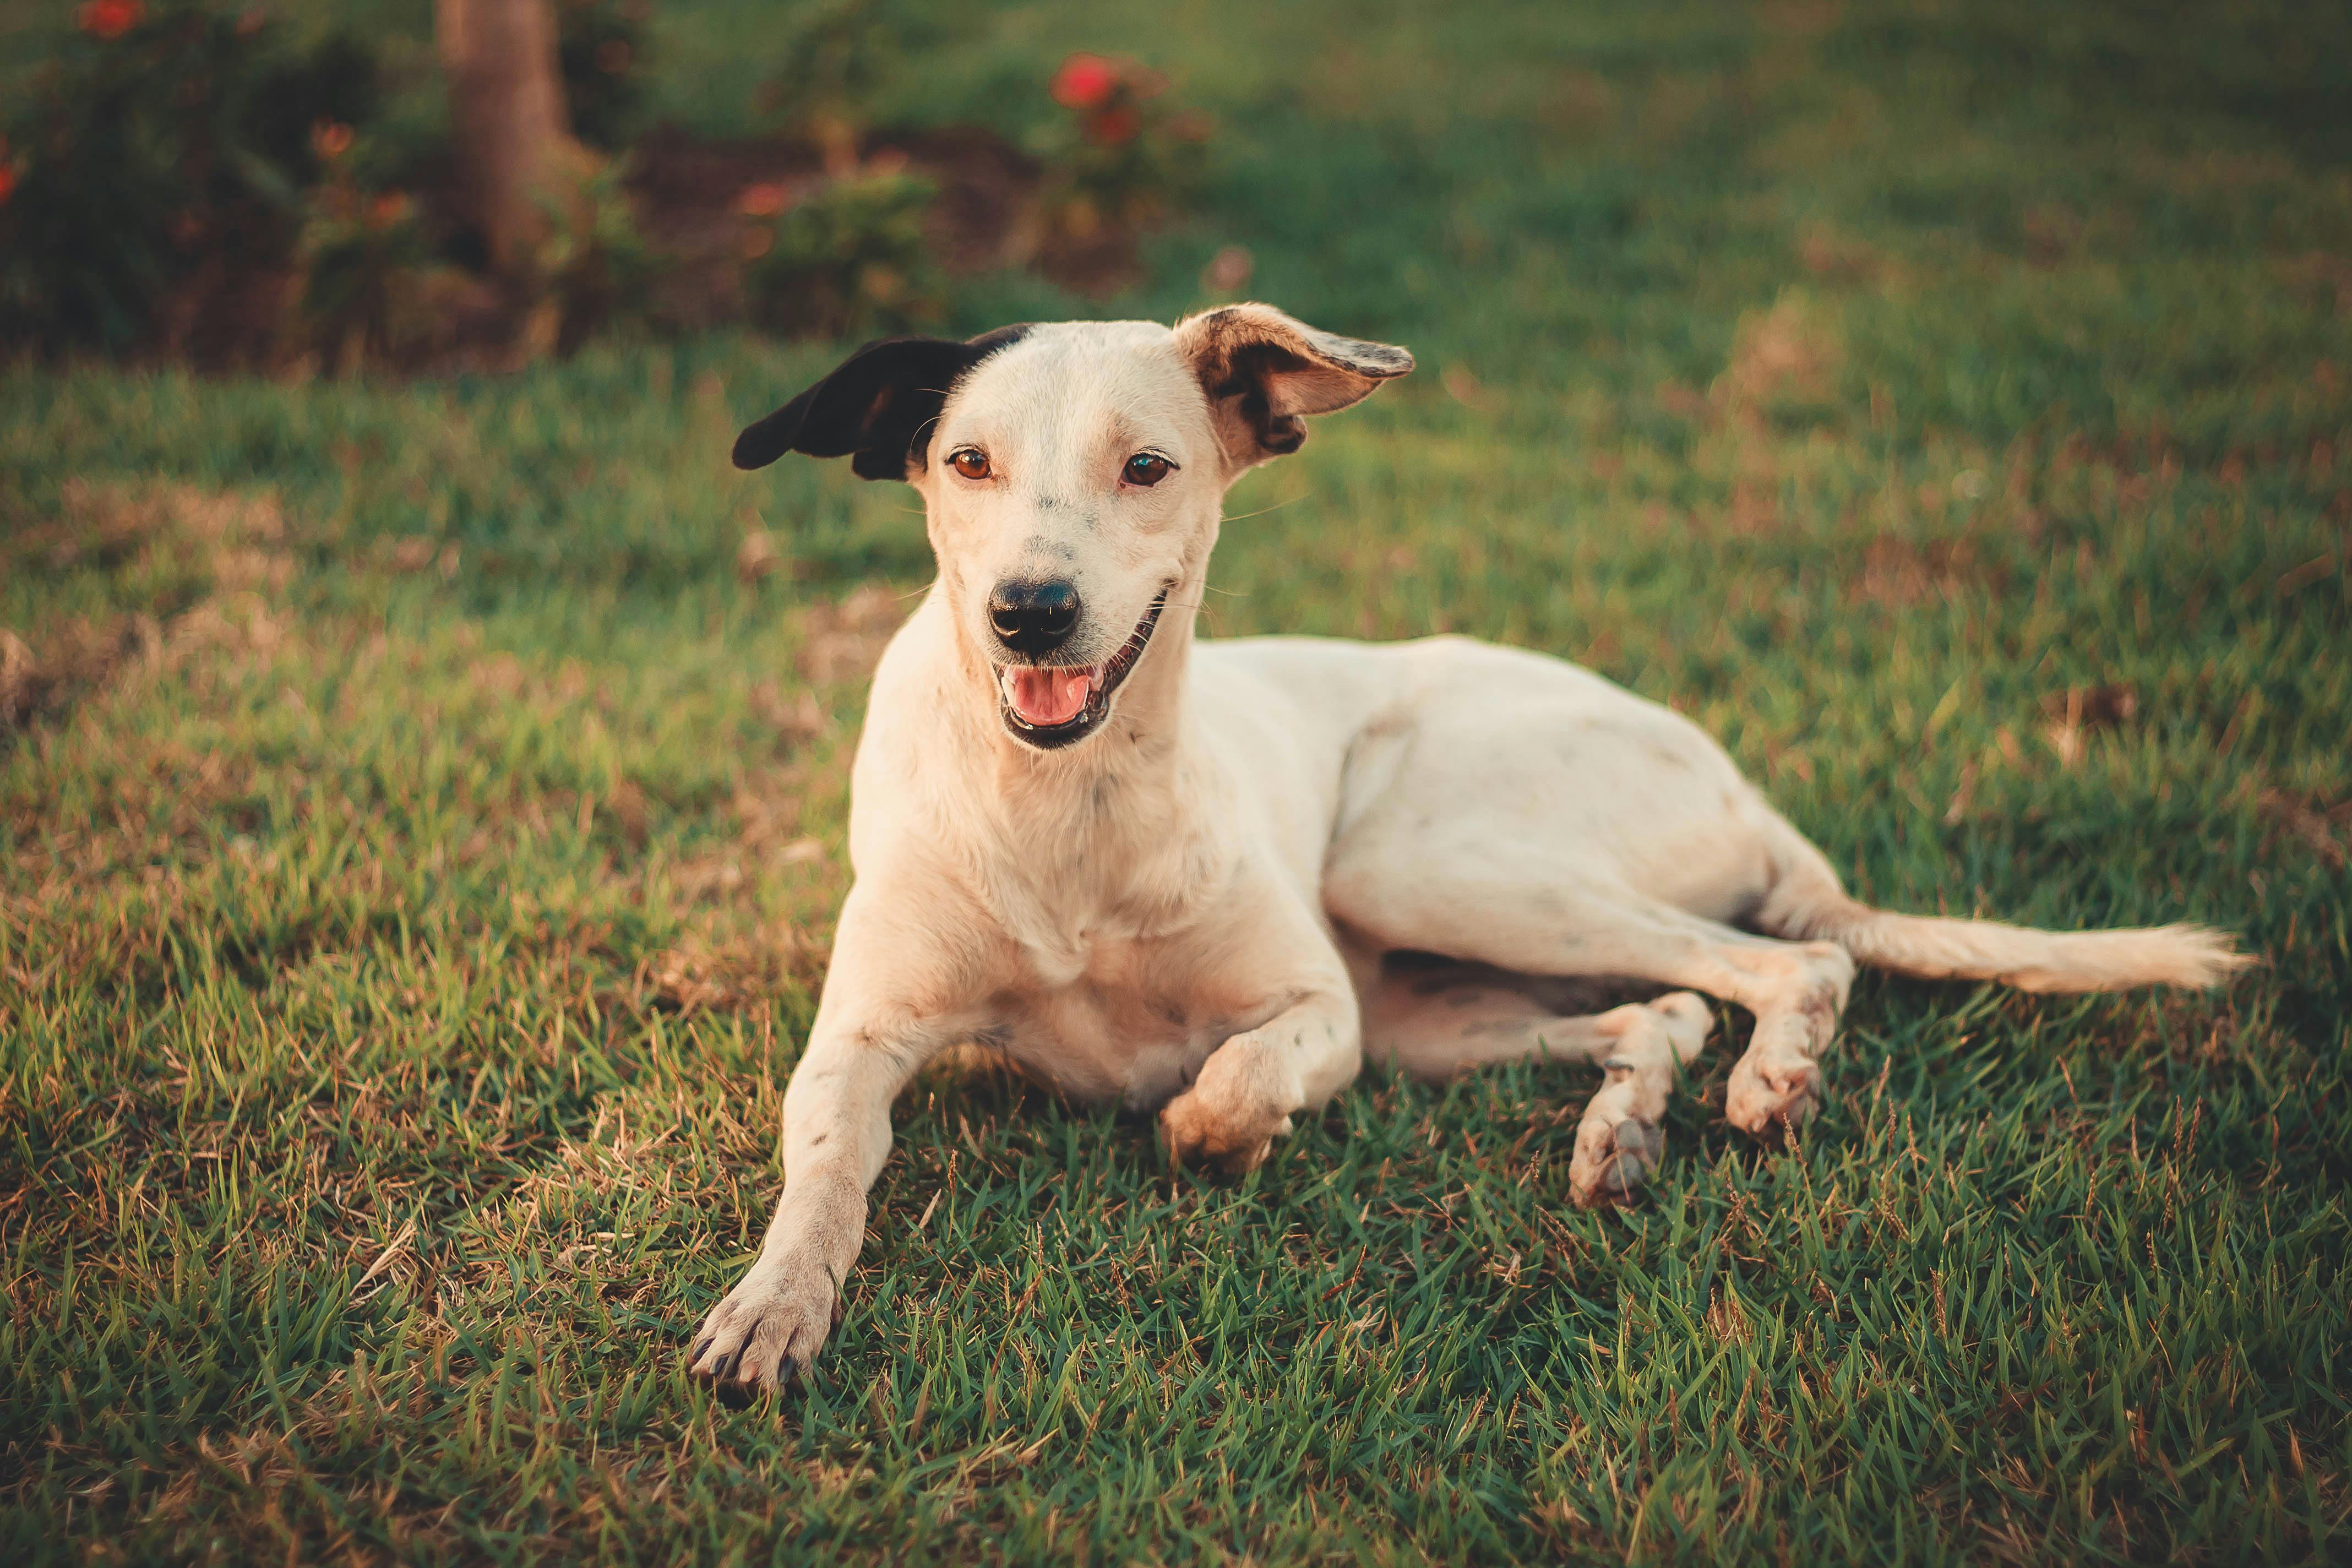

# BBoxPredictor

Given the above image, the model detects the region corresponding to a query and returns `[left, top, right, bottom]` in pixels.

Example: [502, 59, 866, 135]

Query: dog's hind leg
[1334, 857, 1858, 1137]
[1359, 970, 1714, 1205]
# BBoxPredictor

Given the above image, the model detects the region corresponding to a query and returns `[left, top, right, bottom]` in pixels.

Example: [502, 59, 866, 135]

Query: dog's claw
[688, 1259, 839, 1401]
[716, 1353, 800, 1408]
[1614, 1117, 1660, 1160]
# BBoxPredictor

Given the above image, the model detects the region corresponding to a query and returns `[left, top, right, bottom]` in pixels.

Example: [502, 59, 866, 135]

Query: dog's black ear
[732, 326, 1031, 480]
[1173, 304, 1413, 472]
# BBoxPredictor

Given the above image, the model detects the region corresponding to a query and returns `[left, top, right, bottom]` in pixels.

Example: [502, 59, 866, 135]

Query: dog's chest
[989, 929, 1251, 1110]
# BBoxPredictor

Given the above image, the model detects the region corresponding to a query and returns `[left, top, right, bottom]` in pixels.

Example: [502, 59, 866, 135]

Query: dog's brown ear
[733, 326, 1031, 481]
[1173, 304, 1413, 472]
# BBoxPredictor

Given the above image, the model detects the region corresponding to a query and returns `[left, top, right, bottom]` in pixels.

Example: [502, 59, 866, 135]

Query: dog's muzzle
[994, 589, 1169, 749]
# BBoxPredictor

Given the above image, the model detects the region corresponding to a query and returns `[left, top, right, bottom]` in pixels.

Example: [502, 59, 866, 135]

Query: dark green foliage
[558, 0, 654, 151]
[0, 3, 382, 353]
[755, 0, 919, 144]
[747, 166, 942, 337]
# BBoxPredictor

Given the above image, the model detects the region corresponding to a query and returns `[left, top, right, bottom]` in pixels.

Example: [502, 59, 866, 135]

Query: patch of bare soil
[796, 582, 913, 687]
[2258, 789, 2352, 868]
[1, 482, 291, 736]
[1850, 535, 2006, 608]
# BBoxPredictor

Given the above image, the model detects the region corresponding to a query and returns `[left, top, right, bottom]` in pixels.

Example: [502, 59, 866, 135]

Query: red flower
[0, 164, 15, 209]
[311, 120, 354, 161]
[734, 181, 791, 217]
[1052, 53, 1119, 111]
[77, 0, 143, 39]
[1085, 105, 1141, 148]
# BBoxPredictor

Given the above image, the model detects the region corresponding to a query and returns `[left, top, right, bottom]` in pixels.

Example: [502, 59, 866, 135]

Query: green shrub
[757, 0, 906, 167]
[0, 2, 382, 355]
[539, 155, 664, 351]
[1028, 52, 1211, 262]
[558, 0, 654, 151]
[745, 163, 941, 337]
[293, 149, 441, 373]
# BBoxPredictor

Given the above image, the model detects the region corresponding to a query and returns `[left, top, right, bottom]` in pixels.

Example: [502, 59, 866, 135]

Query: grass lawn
[6, 0, 2351, 1561]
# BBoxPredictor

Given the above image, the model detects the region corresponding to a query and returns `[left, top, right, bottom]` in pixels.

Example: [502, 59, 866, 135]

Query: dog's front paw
[1159, 1036, 1304, 1175]
[687, 1257, 842, 1402]
[1159, 1087, 1295, 1174]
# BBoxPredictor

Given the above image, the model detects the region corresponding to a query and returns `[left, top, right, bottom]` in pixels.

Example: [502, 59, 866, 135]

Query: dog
[687, 305, 2249, 1394]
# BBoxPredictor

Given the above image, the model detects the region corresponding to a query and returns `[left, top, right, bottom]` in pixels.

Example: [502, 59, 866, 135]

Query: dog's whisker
[1220, 496, 1305, 524]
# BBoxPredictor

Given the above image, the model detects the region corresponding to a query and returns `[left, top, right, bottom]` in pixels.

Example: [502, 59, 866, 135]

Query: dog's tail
[1747, 807, 2253, 993]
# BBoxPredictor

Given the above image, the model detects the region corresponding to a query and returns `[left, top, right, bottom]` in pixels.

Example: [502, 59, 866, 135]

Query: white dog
[688, 306, 2248, 1394]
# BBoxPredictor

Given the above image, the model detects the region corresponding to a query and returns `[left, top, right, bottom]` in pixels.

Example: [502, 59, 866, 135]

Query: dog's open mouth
[995, 589, 1168, 749]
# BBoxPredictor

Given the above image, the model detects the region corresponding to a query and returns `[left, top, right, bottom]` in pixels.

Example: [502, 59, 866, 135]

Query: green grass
[5, 0, 2351, 1561]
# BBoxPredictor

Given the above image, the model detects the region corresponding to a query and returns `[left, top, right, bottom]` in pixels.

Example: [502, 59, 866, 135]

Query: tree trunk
[436, 0, 582, 281]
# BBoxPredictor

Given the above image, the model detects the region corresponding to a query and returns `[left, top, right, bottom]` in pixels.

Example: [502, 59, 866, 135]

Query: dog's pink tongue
[1010, 667, 1092, 727]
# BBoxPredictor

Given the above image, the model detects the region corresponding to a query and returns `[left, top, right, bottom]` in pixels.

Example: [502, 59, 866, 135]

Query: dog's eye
[1123, 453, 1173, 487]
[949, 448, 991, 480]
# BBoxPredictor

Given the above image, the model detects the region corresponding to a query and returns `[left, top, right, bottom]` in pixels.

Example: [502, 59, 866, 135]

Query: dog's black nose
[989, 579, 1082, 657]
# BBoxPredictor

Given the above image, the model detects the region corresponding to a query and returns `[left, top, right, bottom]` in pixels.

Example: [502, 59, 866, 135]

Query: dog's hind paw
[1724, 1052, 1822, 1138]
[1570, 1114, 1665, 1207]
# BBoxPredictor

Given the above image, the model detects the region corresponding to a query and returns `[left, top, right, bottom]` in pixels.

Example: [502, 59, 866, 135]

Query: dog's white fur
[688, 307, 2248, 1393]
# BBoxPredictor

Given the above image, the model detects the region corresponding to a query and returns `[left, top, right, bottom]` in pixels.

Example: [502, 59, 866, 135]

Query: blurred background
[3, 2, 2349, 1562]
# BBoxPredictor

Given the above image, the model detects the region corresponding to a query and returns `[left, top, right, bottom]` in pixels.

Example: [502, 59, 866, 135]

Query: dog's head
[734, 306, 1412, 750]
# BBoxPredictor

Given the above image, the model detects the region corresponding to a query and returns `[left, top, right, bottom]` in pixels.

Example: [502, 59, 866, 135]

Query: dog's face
[917, 320, 1218, 749]
[733, 306, 1412, 750]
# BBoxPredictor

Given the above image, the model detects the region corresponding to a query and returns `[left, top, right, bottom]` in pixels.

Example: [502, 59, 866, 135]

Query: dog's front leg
[684, 1025, 913, 1393]
[688, 891, 974, 1396]
[1160, 979, 1359, 1175]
